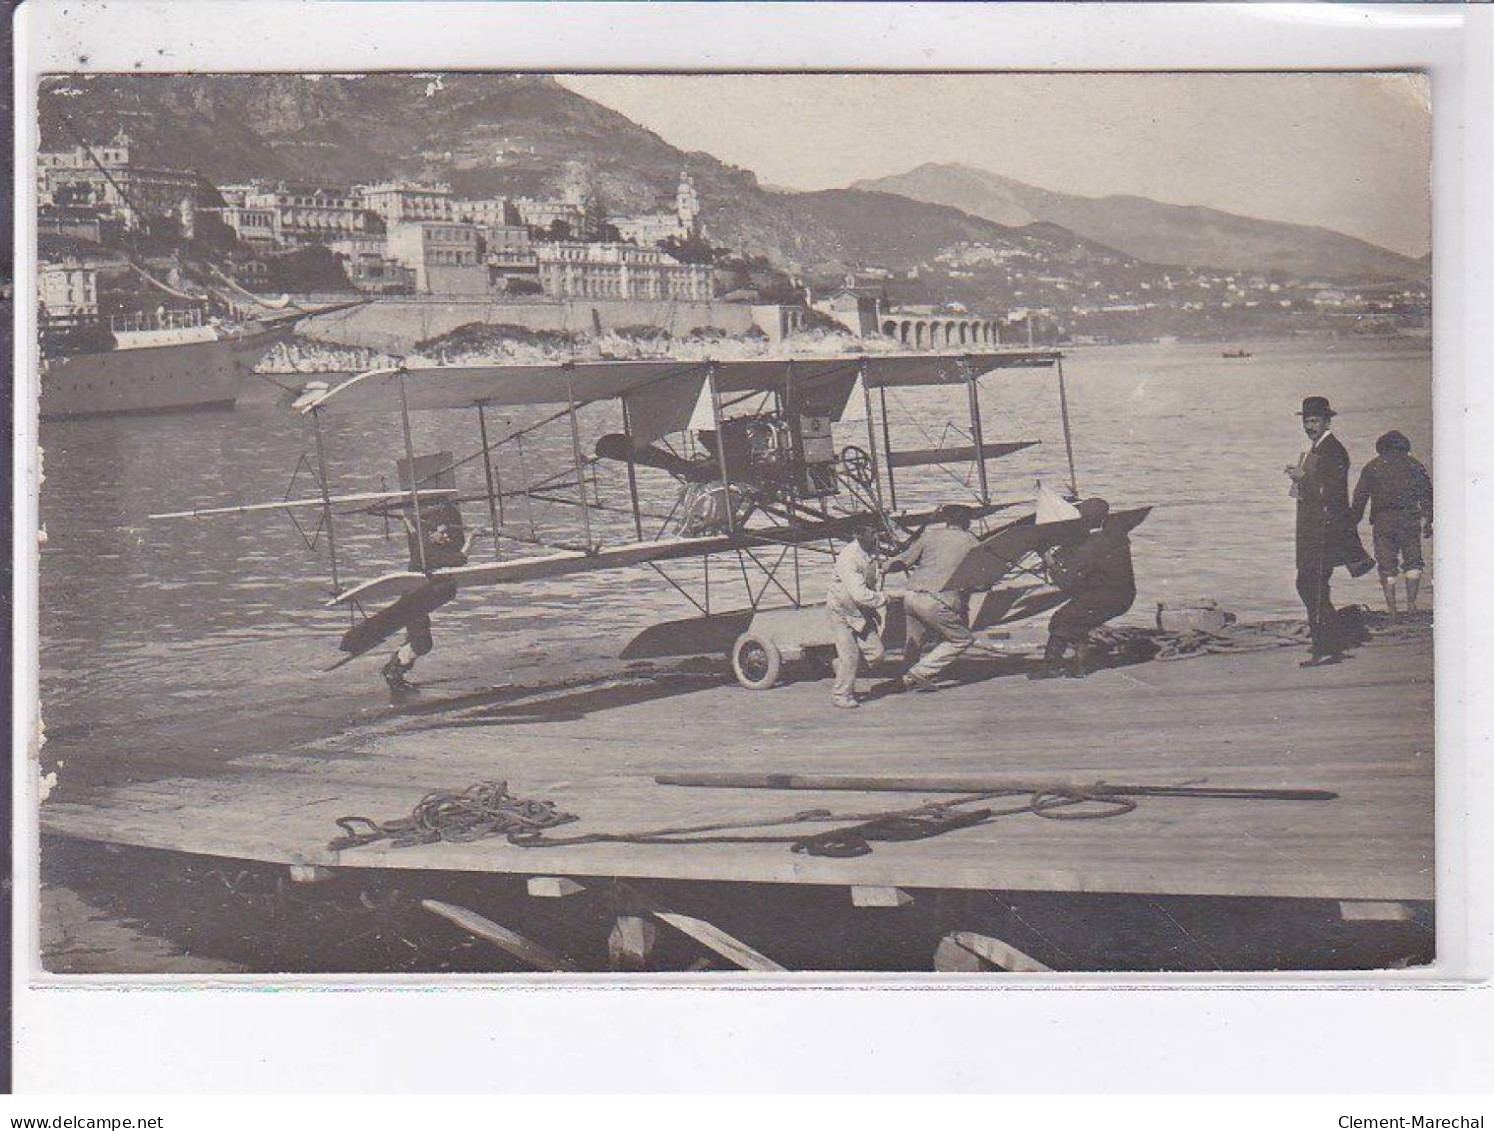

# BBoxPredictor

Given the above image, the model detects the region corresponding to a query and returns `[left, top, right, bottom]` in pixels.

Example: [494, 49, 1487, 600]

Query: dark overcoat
[1295, 432, 1371, 570]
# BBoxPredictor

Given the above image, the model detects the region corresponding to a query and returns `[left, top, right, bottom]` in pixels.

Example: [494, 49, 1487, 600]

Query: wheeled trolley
[729, 598, 911, 690]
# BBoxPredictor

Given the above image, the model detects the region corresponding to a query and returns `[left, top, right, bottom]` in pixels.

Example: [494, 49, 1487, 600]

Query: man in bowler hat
[1285, 395, 1375, 666]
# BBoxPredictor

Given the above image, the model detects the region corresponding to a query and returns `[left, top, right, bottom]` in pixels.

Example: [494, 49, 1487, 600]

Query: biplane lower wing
[886, 440, 1038, 469]
[945, 507, 1153, 594]
[327, 519, 879, 609]
[331, 499, 1029, 611]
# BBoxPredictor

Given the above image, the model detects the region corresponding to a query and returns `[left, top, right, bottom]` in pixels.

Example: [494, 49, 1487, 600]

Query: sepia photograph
[28, 66, 1437, 977]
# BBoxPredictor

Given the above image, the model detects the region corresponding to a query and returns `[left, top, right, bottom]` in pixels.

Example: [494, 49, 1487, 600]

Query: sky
[557, 73, 1432, 258]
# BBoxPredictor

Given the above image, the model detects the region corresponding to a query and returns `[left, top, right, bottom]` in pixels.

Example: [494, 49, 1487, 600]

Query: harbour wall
[291, 296, 763, 353]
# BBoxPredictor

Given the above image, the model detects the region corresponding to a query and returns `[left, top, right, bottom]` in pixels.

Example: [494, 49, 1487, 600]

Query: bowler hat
[1297, 396, 1336, 418]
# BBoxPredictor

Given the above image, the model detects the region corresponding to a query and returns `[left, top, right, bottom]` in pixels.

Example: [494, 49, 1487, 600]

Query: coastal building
[613, 170, 702, 247]
[480, 225, 541, 291]
[36, 131, 207, 232]
[360, 182, 454, 225]
[512, 196, 587, 237]
[533, 241, 711, 301]
[228, 182, 372, 248]
[219, 204, 279, 249]
[38, 259, 99, 322]
[812, 284, 884, 337]
[216, 184, 254, 208]
[452, 197, 516, 227]
[749, 304, 809, 344]
[385, 220, 486, 294]
[341, 251, 417, 294]
[37, 205, 116, 244]
[327, 235, 416, 294]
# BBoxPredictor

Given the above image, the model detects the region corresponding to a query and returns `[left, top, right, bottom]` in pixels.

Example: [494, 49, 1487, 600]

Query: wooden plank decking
[39, 630, 1434, 902]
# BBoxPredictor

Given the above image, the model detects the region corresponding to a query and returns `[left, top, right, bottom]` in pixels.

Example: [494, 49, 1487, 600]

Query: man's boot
[1069, 639, 1092, 679]
[381, 652, 415, 692]
[1405, 574, 1421, 614]
[1029, 637, 1067, 680]
[1382, 577, 1400, 622]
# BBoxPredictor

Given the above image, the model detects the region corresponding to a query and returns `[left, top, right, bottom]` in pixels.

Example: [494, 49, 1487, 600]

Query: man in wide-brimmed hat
[1284, 395, 1375, 666]
[886, 502, 981, 691]
[1033, 497, 1138, 679]
[1351, 429, 1434, 619]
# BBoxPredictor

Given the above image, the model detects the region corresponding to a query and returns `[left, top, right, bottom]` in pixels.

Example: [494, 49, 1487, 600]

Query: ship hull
[39, 326, 288, 421]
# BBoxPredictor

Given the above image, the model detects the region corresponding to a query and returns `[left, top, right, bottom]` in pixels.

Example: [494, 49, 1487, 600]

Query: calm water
[37, 338, 1432, 791]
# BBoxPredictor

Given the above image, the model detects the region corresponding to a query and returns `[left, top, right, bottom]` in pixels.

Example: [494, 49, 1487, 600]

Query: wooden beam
[526, 876, 585, 899]
[608, 915, 659, 972]
[933, 935, 988, 973]
[935, 930, 1052, 973]
[420, 899, 576, 972]
[1339, 900, 1414, 923]
[851, 885, 913, 908]
[653, 910, 786, 972]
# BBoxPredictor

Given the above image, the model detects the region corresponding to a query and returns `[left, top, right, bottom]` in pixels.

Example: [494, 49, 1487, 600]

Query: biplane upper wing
[857, 349, 1062, 387]
[297, 350, 1062, 422]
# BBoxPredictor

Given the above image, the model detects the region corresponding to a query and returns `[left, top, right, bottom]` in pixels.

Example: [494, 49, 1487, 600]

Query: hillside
[854, 163, 1427, 282]
[38, 74, 1124, 280]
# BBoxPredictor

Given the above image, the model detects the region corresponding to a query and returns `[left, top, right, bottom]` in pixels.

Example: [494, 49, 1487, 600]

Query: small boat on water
[1221, 348, 1253, 359]
[39, 308, 300, 421]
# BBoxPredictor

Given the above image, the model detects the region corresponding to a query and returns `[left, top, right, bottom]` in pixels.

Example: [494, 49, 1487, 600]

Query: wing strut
[705, 362, 736, 538]
[476, 401, 504, 562]
[857, 358, 884, 510]
[309, 406, 341, 593]
[878, 383, 898, 511]
[397, 369, 429, 573]
[1056, 355, 1079, 496]
[962, 356, 991, 506]
[563, 366, 594, 549]
[620, 397, 646, 541]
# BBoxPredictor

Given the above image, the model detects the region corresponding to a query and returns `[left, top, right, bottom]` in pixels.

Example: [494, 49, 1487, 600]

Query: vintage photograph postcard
[28, 66, 1435, 977]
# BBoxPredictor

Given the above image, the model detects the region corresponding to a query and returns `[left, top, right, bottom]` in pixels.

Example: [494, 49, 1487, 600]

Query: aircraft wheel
[731, 633, 782, 690]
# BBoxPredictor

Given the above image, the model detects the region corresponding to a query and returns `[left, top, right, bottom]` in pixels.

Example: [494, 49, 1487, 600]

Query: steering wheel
[839, 445, 875, 488]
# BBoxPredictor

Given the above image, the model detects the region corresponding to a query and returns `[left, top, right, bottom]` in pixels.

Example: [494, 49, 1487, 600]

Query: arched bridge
[882, 315, 1000, 349]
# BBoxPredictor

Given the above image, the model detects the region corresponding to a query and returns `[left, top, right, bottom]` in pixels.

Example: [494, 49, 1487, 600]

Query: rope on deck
[329, 781, 578, 851]
[327, 784, 1143, 859]
[1106, 603, 1429, 662]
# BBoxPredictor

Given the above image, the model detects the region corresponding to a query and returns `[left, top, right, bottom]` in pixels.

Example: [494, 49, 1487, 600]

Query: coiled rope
[330, 781, 578, 851]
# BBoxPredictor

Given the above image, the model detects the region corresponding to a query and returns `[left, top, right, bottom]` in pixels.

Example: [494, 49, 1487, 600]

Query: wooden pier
[40, 626, 1434, 907]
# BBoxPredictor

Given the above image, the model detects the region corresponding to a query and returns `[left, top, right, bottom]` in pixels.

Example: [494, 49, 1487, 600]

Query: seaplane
[150, 347, 1149, 690]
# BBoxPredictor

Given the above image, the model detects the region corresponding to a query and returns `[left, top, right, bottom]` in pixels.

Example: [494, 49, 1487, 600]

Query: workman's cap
[1298, 396, 1336, 418]
[1375, 430, 1412, 455]
[937, 503, 976, 524]
[1076, 497, 1110, 525]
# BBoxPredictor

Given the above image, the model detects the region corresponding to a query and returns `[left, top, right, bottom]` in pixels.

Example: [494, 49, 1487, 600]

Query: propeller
[595, 433, 718, 484]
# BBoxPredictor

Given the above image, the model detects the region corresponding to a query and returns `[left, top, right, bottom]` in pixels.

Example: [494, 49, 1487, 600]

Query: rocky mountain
[38, 74, 1128, 281]
[854, 163, 1427, 282]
